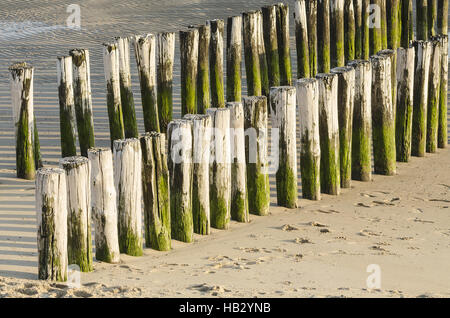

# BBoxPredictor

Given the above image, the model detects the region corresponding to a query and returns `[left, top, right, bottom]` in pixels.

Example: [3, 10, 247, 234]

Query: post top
[36, 167, 65, 176]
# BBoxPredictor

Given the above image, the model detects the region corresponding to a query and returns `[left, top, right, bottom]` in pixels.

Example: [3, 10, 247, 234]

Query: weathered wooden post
[361, 0, 371, 59]
[331, 66, 355, 188]
[9, 62, 37, 180]
[60, 156, 93, 272]
[36, 168, 68, 281]
[437, 0, 448, 34]
[370, 0, 383, 54]
[70, 49, 95, 156]
[184, 114, 211, 235]
[380, 0, 388, 49]
[370, 54, 396, 175]
[88, 148, 121, 263]
[113, 138, 143, 256]
[34, 122, 43, 170]
[180, 29, 199, 115]
[193, 24, 211, 114]
[243, 11, 262, 96]
[140, 132, 171, 250]
[294, 0, 310, 78]
[437, 35, 448, 149]
[116, 37, 138, 138]
[344, 0, 355, 62]
[426, 38, 441, 153]
[209, 19, 225, 108]
[157, 32, 175, 133]
[257, 10, 270, 97]
[269, 86, 298, 208]
[428, 0, 438, 38]
[243, 96, 270, 215]
[395, 46, 415, 162]
[133, 34, 160, 133]
[377, 49, 397, 121]
[354, 0, 363, 59]
[168, 119, 194, 243]
[316, 73, 340, 195]
[57, 56, 77, 158]
[103, 43, 125, 147]
[412, 40, 432, 157]
[386, 0, 400, 50]
[330, 0, 345, 68]
[317, 0, 331, 73]
[226, 16, 242, 102]
[400, 0, 414, 48]
[227, 102, 249, 222]
[306, 0, 318, 76]
[276, 3, 292, 85]
[417, 0, 428, 40]
[348, 60, 372, 181]
[262, 5, 281, 88]
[296, 78, 321, 200]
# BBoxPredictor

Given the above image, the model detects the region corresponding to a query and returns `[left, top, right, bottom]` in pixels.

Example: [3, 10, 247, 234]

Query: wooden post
[412, 40, 432, 157]
[60, 156, 93, 272]
[417, 0, 428, 40]
[370, 0, 383, 54]
[428, 0, 438, 38]
[103, 43, 125, 147]
[386, 0, 400, 50]
[437, 35, 448, 148]
[306, 0, 318, 76]
[140, 132, 171, 250]
[316, 72, 340, 195]
[400, 0, 413, 48]
[70, 49, 95, 156]
[184, 114, 212, 234]
[331, 66, 355, 188]
[361, 0, 371, 59]
[227, 102, 249, 222]
[262, 5, 281, 88]
[226, 16, 242, 102]
[354, 0, 363, 59]
[206, 108, 231, 230]
[269, 86, 298, 208]
[294, 0, 310, 78]
[34, 120, 43, 170]
[296, 78, 321, 200]
[180, 29, 199, 115]
[133, 34, 160, 133]
[437, 0, 449, 34]
[257, 10, 270, 97]
[88, 148, 121, 263]
[193, 24, 211, 114]
[243, 11, 262, 96]
[377, 49, 397, 121]
[157, 32, 175, 133]
[209, 19, 225, 108]
[113, 138, 143, 256]
[167, 119, 194, 243]
[243, 96, 270, 216]
[370, 54, 396, 175]
[9, 62, 36, 180]
[395, 46, 415, 162]
[36, 168, 68, 281]
[317, 0, 331, 73]
[380, 0, 388, 49]
[330, 0, 345, 68]
[57, 56, 77, 158]
[344, 0, 355, 62]
[116, 37, 138, 138]
[426, 37, 441, 153]
[276, 3, 292, 85]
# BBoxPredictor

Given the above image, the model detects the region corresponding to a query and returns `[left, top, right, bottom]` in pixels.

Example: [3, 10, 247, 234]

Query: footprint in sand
[281, 224, 298, 231]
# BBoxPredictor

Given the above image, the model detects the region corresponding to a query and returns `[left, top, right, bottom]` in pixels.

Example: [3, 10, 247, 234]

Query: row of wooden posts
[7, 1, 448, 281]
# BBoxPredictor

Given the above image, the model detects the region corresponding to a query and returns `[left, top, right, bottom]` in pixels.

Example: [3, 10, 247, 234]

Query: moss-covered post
[428, 0, 438, 38]
[157, 32, 175, 133]
[116, 37, 138, 138]
[9, 62, 36, 180]
[395, 46, 415, 162]
[227, 102, 249, 222]
[243, 96, 270, 216]
[113, 138, 143, 256]
[294, 0, 310, 78]
[412, 40, 432, 156]
[70, 49, 95, 156]
[36, 168, 68, 282]
[276, 3, 293, 86]
[184, 114, 212, 235]
[306, 0, 318, 76]
[386, 0, 400, 50]
[316, 73, 340, 195]
[103, 43, 125, 147]
[226, 16, 242, 102]
[344, 0, 355, 62]
[140, 132, 171, 250]
[296, 78, 321, 200]
[209, 19, 225, 108]
[243, 11, 262, 96]
[180, 29, 199, 115]
[34, 121, 43, 170]
[317, 0, 331, 73]
[59, 156, 93, 272]
[57, 56, 77, 158]
[437, 0, 449, 34]
[369, 0, 383, 54]
[331, 66, 355, 188]
[257, 10, 270, 97]
[370, 54, 396, 175]
[269, 86, 298, 208]
[330, 0, 345, 68]
[437, 35, 448, 148]
[354, 0, 363, 59]
[262, 5, 281, 88]
[168, 119, 194, 243]
[426, 38, 441, 153]
[380, 0, 388, 49]
[400, 0, 414, 48]
[133, 34, 160, 133]
[193, 24, 211, 114]
[417, 0, 429, 40]
[377, 49, 397, 121]
[88, 148, 121, 263]
[361, 0, 371, 59]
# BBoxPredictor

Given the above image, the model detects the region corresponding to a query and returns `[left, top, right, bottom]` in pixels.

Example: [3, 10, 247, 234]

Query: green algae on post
[400, 0, 414, 48]
[386, 0, 400, 50]
[226, 16, 242, 102]
[276, 3, 292, 86]
[262, 5, 281, 88]
[180, 29, 199, 115]
[193, 24, 211, 114]
[416, 0, 428, 40]
[428, 0, 437, 38]
[426, 38, 441, 153]
[330, 0, 345, 68]
[243, 11, 262, 96]
[157, 32, 175, 133]
[305, 0, 318, 76]
[317, 0, 331, 73]
[361, 0, 370, 59]
[209, 19, 225, 108]
[437, 0, 448, 34]
[369, 0, 382, 55]
[294, 0, 310, 78]
[256, 10, 270, 97]
[437, 35, 448, 149]
[344, 0, 355, 63]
